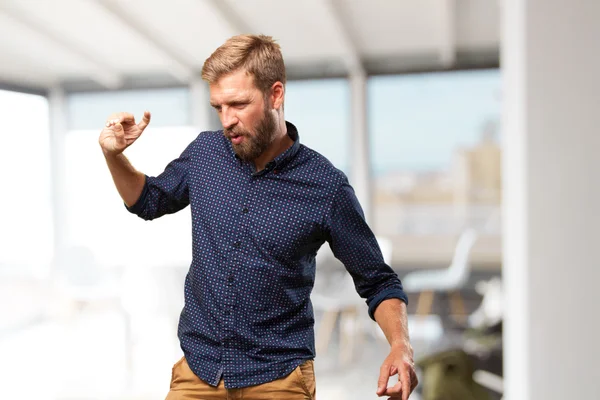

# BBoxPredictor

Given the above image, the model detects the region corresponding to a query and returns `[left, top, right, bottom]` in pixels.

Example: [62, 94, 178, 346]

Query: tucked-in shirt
[126, 121, 408, 389]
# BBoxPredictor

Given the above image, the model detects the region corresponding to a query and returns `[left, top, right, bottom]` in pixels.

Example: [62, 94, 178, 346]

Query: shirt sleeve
[323, 181, 408, 320]
[125, 142, 192, 220]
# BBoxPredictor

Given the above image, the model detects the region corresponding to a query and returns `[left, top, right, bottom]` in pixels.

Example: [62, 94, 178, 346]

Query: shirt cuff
[368, 288, 409, 321]
[124, 176, 150, 215]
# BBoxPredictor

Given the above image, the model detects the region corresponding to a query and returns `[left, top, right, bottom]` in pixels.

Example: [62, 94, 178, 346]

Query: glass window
[65, 88, 195, 268]
[64, 79, 352, 268]
[64, 125, 197, 269]
[67, 88, 190, 130]
[368, 69, 501, 267]
[0, 90, 52, 275]
[285, 79, 350, 175]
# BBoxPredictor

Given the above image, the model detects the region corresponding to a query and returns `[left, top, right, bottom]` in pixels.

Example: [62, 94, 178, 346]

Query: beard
[224, 106, 277, 162]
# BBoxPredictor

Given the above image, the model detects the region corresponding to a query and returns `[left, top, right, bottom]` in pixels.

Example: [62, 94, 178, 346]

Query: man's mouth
[230, 135, 244, 145]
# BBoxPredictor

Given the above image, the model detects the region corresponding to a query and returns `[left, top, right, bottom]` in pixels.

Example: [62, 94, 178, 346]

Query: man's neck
[254, 124, 292, 172]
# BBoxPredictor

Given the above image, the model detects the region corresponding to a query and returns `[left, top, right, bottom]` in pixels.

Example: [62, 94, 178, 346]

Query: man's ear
[270, 81, 285, 110]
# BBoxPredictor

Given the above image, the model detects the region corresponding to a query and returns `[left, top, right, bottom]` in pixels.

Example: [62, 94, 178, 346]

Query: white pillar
[48, 86, 68, 269]
[349, 70, 372, 223]
[502, 1, 600, 399]
[190, 76, 219, 131]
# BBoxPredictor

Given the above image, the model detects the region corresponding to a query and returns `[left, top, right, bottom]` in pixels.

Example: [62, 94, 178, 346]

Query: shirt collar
[268, 121, 300, 171]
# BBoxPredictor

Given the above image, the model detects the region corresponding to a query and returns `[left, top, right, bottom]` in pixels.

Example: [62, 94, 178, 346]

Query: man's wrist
[103, 149, 123, 159]
[390, 339, 410, 349]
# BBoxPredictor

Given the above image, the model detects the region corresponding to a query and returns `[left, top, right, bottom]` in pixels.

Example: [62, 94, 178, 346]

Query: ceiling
[0, 0, 500, 93]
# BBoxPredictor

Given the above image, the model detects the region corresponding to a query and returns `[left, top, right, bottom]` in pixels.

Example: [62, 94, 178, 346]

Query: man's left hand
[376, 343, 418, 399]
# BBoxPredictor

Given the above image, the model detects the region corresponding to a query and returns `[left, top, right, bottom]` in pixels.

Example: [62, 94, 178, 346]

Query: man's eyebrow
[211, 97, 252, 107]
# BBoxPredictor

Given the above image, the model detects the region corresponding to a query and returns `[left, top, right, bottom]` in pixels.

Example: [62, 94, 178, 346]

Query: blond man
[99, 34, 417, 400]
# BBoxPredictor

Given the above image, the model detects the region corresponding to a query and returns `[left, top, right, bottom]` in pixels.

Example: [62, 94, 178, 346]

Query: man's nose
[221, 107, 239, 130]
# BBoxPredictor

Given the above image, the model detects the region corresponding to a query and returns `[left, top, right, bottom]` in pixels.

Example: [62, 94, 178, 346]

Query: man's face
[209, 69, 277, 162]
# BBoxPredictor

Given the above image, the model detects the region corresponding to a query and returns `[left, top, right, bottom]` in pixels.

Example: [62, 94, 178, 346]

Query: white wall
[502, 1, 600, 399]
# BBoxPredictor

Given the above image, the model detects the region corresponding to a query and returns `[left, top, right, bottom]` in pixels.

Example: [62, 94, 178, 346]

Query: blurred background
[1, 1, 598, 400]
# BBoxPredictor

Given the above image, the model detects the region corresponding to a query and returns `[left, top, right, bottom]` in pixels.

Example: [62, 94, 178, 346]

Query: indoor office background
[1, 1, 598, 400]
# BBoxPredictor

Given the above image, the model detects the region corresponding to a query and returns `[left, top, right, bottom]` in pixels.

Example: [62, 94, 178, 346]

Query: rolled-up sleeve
[324, 181, 408, 320]
[125, 142, 192, 220]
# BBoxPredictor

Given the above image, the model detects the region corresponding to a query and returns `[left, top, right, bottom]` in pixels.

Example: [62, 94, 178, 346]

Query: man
[99, 34, 417, 400]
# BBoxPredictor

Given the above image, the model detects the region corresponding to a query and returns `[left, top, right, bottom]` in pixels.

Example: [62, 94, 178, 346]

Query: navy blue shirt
[126, 121, 408, 389]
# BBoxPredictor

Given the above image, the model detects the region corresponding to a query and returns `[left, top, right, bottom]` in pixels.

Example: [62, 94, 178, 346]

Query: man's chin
[233, 146, 256, 162]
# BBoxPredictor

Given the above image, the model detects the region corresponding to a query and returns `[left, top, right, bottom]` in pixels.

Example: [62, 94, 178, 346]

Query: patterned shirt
[126, 121, 408, 389]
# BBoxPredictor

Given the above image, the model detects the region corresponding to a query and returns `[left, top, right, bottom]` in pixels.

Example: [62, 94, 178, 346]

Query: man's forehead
[210, 72, 258, 98]
[214, 70, 255, 88]
[209, 88, 254, 105]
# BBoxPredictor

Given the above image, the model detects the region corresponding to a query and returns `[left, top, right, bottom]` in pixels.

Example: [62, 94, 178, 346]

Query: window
[67, 87, 191, 130]
[0, 90, 52, 275]
[64, 126, 197, 269]
[368, 70, 501, 266]
[285, 79, 350, 174]
[64, 89, 195, 268]
[63, 80, 353, 268]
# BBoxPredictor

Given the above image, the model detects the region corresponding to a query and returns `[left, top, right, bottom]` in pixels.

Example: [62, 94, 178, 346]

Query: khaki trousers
[166, 357, 316, 400]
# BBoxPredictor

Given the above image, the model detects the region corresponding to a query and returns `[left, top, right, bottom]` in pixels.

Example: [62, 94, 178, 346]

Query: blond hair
[201, 34, 286, 94]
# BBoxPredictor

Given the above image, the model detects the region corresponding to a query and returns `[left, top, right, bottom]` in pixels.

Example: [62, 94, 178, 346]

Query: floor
[0, 270, 499, 400]
[0, 307, 474, 399]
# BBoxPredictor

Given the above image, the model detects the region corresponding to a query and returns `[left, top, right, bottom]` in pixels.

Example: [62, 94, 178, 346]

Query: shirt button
[224, 310, 231, 316]
[242, 208, 249, 214]
[228, 275, 234, 284]
[233, 241, 241, 248]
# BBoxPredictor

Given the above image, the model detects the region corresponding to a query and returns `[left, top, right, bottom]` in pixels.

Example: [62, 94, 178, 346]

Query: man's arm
[99, 111, 150, 207]
[374, 298, 417, 399]
[100, 111, 192, 220]
[103, 152, 146, 207]
[322, 181, 417, 399]
[374, 298, 410, 348]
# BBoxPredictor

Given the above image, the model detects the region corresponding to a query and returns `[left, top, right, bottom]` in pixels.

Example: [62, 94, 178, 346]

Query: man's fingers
[382, 381, 403, 396]
[113, 123, 126, 146]
[112, 112, 135, 125]
[105, 112, 135, 127]
[118, 112, 135, 124]
[137, 110, 151, 131]
[378, 364, 414, 399]
[410, 367, 419, 391]
[377, 364, 391, 396]
[400, 367, 412, 400]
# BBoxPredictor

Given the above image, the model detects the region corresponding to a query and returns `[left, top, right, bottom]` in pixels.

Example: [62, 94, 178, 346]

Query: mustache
[224, 128, 247, 137]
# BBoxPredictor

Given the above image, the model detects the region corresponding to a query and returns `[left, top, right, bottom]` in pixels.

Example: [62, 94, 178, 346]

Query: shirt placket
[220, 166, 255, 387]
